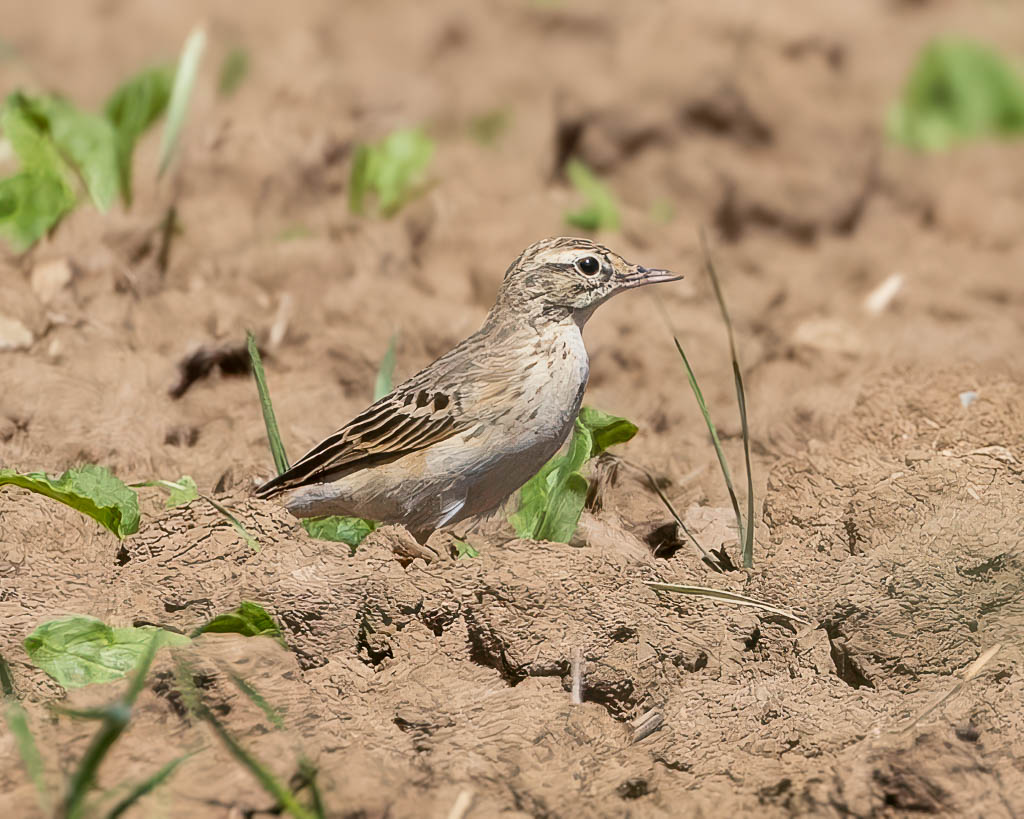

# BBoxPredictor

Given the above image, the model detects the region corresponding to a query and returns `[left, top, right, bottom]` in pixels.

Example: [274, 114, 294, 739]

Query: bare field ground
[1, 0, 1023, 816]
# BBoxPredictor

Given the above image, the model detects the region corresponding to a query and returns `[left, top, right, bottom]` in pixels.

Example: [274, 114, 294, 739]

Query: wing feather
[254, 385, 466, 498]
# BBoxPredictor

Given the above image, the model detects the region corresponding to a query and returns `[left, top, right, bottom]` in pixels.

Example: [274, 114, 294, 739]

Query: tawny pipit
[256, 237, 680, 541]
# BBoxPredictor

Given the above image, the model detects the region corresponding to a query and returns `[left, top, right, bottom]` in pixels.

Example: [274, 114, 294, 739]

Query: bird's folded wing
[254, 386, 467, 497]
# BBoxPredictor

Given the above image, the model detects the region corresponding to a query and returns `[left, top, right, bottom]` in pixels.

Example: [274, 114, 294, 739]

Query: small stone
[30, 258, 75, 304]
[0, 315, 33, 351]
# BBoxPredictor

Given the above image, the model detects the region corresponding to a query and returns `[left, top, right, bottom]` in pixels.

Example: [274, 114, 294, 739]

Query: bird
[255, 237, 681, 542]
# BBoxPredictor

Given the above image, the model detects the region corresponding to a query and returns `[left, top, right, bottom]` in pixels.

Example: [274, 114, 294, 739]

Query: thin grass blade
[698, 229, 755, 568]
[0, 652, 14, 696]
[158, 26, 206, 177]
[672, 337, 744, 547]
[201, 494, 259, 551]
[645, 582, 809, 625]
[373, 333, 398, 401]
[298, 758, 326, 819]
[229, 672, 286, 729]
[5, 702, 50, 813]
[105, 753, 191, 819]
[247, 330, 289, 475]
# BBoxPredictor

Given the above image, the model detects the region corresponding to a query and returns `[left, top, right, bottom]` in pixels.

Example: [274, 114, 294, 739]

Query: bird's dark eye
[576, 256, 600, 275]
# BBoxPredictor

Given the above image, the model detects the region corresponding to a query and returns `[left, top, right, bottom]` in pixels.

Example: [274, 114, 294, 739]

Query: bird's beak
[619, 264, 684, 289]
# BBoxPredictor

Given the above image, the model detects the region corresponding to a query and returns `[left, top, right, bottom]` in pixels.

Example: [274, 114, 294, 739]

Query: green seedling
[0, 58, 176, 250]
[104, 66, 174, 203]
[667, 231, 754, 567]
[301, 515, 377, 549]
[454, 539, 480, 559]
[0, 465, 140, 538]
[25, 603, 285, 690]
[218, 47, 249, 97]
[191, 601, 285, 646]
[247, 331, 379, 547]
[158, 25, 206, 176]
[348, 127, 434, 217]
[564, 158, 620, 232]
[373, 332, 399, 401]
[23, 616, 188, 689]
[889, 38, 1024, 151]
[511, 406, 637, 542]
[134, 476, 259, 550]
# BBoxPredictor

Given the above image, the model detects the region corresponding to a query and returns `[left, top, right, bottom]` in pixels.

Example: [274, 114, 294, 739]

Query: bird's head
[493, 237, 681, 326]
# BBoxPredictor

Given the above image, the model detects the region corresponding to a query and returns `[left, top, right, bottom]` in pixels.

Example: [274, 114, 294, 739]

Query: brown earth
[2, 0, 1023, 816]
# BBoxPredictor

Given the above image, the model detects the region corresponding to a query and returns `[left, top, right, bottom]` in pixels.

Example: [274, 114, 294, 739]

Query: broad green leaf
[511, 407, 637, 542]
[348, 127, 433, 217]
[0, 465, 140, 538]
[104, 66, 173, 204]
[218, 48, 249, 97]
[565, 158, 620, 232]
[454, 539, 479, 559]
[889, 39, 1024, 151]
[578, 406, 638, 457]
[27, 96, 119, 211]
[23, 616, 188, 688]
[165, 475, 198, 508]
[0, 94, 75, 250]
[373, 333, 398, 400]
[191, 601, 283, 643]
[302, 515, 377, 548]
[159, 26, 206, 177]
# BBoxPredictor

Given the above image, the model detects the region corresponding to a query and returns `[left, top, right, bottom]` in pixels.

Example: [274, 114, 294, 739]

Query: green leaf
[301, 515, 377, 549]
[247, 330, 289, 476]
[159, 25, 206, 177]
[565, 158, 620, 232]
[23, 616, 188, 689]
[577, 406, 638, 457]
[218, 48, 249, 97]
[0, 465, 140, 538]
[511, 407, 636, 543]
[191, 601, 283, 643]
[373, 333, 398, 400]
[103, 66, 173, 204]
[348, 127, 434, 217]
[0, 94, 76, 250]
[164, 475, 198, 508]
[889, 38, 1024, 151]
[26, 95, 119, 211]
[454, 539, 479, 559]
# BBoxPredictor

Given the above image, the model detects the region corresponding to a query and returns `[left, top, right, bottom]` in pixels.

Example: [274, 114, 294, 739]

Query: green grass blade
[201, 494, 259, 551]
[672, 337, 744, 549]
[699, 229, 755, 568]
[247, 330, 289, 475]
[217, 48, 249, 98]
[229, 672, 285, 730]
[298, 758, 326, 819]
[645, 582, 809, 625]
[158, 25, 206, 177]
[0, 652, 15, 696]
[196, 706, 314, 819]
[615, 459, 719, 570]
[105, 752, 191, 819]
[63, 633, 161, 819]
[5, 702, 51, 813]
[373, 333, 398, 400]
